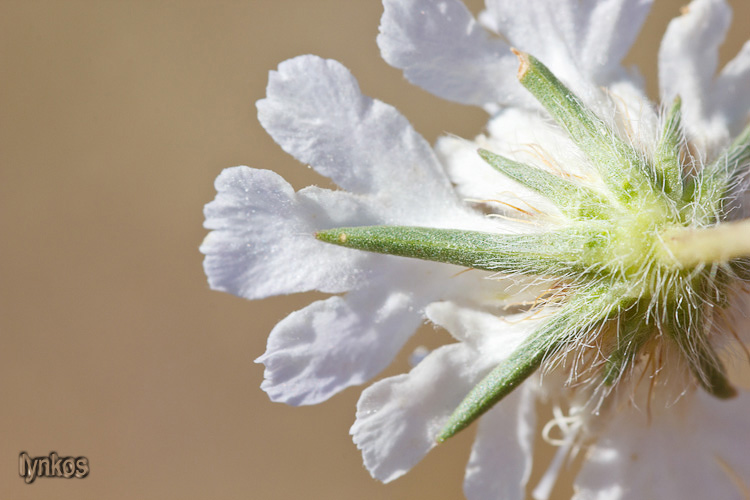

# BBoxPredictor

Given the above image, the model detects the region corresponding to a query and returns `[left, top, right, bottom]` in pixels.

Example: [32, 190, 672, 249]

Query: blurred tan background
[1, 1, 748, 499]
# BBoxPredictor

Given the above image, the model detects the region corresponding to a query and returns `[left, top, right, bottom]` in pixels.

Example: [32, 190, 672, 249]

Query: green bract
[315, 51, 750, 442]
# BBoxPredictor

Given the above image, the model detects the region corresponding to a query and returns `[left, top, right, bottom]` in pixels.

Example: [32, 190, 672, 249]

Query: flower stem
[661, 218, 750, 267]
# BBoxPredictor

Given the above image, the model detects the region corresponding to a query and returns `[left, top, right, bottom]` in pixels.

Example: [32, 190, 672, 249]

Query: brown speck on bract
[511, 48, 529, 80]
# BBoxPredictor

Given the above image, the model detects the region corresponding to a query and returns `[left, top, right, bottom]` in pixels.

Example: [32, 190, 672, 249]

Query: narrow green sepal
[723, 122, 750, 180]
[316, 225, 599, 276]
[437, 285, 629, 442]
[668, 303, 736, 399]
[513, 49, 658, 204]
[696, 354, 737, 399]
[654, 96, 684, 200]
[478, 148, 611, 219]
[436, 315, 562, 442]
[603, 300, 654, 385]
[688, 121, 750, 223]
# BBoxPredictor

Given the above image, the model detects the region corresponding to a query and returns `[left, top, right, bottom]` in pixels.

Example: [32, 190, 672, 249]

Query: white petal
[574, 390, 750, 500]
[256, 261, 504, 405]
[352, 302, 539, 482]
[379, 0, 649, 112]
[201, 167, 375, 299]
[256, 54, 458, 218]
[659, 0, 729, 106]
[481, 0, 573, 55]
[256, 287, 422, 406]
[425, 301, 537, 357]
[577, 0, 653, 82]
[378, 0, 526, 112]
[463, 385, 536, 500]
[484, 109, 592, 179]
[436, 135, 553, 218]
[480, 0, 651, 93]
[659, 0, 732, 152]
[604, 79, 659, 153]
[715, 40, 750, 135]
[436, 108, 601, 219]
[350, 343, 489, 482]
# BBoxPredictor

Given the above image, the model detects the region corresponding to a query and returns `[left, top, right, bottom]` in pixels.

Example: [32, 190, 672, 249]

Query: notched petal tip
[255, 290, 426, 406]
[351, 343, 488, 483]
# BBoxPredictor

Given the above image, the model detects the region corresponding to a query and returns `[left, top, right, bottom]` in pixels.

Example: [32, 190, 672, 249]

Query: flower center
[316, 50, 750, 441]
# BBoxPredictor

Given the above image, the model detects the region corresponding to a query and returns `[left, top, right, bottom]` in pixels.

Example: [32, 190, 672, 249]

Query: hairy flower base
[317, 51, 750, 441]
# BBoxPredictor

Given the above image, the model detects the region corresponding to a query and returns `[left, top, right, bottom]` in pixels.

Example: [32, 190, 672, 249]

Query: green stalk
[660, 218, 750, 267]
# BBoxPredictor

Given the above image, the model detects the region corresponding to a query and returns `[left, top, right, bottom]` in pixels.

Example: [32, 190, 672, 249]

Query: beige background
[2, 1, 748, 499]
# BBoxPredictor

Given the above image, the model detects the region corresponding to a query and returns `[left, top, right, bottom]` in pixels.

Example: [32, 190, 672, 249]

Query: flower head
[202, 0, 750, 498]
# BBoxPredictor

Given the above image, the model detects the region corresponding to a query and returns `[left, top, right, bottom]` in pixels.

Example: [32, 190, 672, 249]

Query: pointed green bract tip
[709, 377, 737, 399]
[476, 148, 491, 162]
[435, 335, 548, 443]
[436, 288, 621, 443]
[513, 46, 664, 204]
[477, 148, 613, 220]
[315, 229, 349, 245]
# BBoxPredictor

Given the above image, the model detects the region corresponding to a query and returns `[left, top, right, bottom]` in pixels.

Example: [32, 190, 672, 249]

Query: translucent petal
[351, 303, 536, 482]
[378, 0, 526, 112]
[715, 40, 750, 136]
[659, 0, 732, 153]
[256, 263, 501, 405]
[201, 167, 373, 299]
[574, 390, 750, 500]
[257, 54, 458, 218]
[256, 286, 423, 405]
[350, 344, 487, 482]
[480, 0, 651, 103]
[463, 385, 536, 500]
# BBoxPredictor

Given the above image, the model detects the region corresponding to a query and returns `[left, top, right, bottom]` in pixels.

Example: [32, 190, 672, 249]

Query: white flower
[202, 0, 750, 498]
